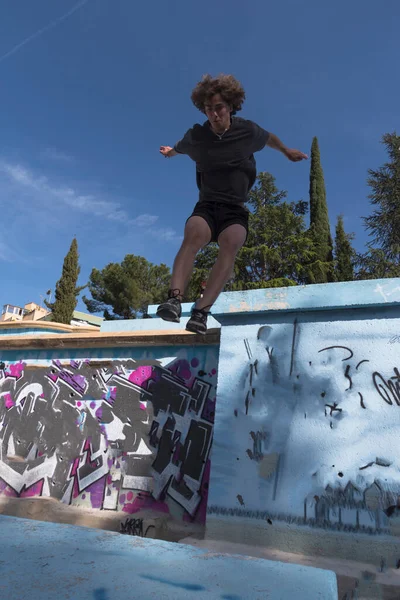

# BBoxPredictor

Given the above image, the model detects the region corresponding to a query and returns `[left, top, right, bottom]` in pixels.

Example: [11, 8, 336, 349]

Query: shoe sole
[156, 307, 181, 323]
[185, 322, 207, 334]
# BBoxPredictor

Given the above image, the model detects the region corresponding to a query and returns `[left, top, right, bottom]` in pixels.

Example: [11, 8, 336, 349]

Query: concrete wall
[3, 278, 400, 574]
[0, 325, 219, 527]
[205, 278, 400, 565]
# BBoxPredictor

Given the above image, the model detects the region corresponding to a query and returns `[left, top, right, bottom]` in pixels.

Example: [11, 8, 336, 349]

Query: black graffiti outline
[318, 346, 354, 361]
[373, 368, 400, 406]
[325, 403, 342, 416]
[344, 364, 352, 390]
[359, 392, 366, 409]
[244, 338, 252, 360]
[290, 319, 298, 377]
[356, 360, 370, 370]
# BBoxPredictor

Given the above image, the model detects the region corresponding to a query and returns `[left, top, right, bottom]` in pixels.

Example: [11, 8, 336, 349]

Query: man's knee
[183, 218, 212, 252]
[218, 225, 247, 256]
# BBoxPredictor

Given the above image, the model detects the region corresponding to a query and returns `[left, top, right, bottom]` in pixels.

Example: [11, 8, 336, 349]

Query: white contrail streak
[0, 0, 90, 65]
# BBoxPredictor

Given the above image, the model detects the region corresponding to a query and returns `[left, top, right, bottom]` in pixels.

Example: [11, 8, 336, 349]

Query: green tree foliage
[363, 132, 400, 260]
[309, 137, 335, 282]
[356, 132, 400, 280]
[45, 238, 85, 324]
[188, 172, 316, 298]
[334, 215, 355, 281]
[83, 254, 171, 319]
[355, 248, 400, 280]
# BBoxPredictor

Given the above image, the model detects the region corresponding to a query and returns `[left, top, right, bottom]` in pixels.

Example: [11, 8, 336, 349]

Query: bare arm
[266, 133, 308, 162]
[160, 145, 178, 158]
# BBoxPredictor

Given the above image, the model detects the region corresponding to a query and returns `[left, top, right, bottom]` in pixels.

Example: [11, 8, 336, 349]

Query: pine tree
[83, 255, 171, 319]
[334, 215, 355, 281]
[309, 136, 334, 282]
[45, 238, 85, 324]
[363, 132, 400, 260]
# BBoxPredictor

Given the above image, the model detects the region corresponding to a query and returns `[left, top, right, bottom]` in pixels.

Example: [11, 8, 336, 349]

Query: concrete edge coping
[0, 320, 98, 334]
[147, 278, 400, 319]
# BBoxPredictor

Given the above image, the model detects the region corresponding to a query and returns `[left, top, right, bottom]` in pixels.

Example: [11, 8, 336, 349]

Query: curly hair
[191, 74, 246, 115]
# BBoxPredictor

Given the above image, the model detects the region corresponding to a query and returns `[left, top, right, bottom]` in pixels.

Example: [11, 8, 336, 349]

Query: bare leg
[196, 224, 247, 310]
[169, 216, 212, 298]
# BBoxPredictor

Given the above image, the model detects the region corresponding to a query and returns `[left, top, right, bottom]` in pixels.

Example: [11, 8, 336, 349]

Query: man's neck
[209, 117, 232, 135]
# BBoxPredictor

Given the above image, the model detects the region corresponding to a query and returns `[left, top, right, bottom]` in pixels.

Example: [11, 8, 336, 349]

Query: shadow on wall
[0, 350, 218, 526]
[93, 590, 110, 600]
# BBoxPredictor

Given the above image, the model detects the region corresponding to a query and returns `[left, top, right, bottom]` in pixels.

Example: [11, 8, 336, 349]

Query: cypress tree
[309, 137, 334, 282]
[334, 215, 354, 281]
[45, 238, 85, 324]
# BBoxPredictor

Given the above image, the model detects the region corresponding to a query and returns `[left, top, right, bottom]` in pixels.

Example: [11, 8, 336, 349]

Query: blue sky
[0, 0, 398, 313]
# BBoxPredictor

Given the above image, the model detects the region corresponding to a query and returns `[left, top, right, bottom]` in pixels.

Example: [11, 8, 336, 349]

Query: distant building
[1, 303, 103, 328]
[1, 302, 49, 323]
[39, 310, 103, 328]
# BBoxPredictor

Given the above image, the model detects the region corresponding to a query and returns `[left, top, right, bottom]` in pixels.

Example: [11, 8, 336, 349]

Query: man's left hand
[285, 148, 308, 162]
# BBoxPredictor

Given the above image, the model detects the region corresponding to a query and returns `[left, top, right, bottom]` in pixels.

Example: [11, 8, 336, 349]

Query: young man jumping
[157, 74, 308, 334]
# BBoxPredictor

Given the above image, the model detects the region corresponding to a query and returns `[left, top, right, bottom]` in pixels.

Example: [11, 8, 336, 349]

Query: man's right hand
[160, 146, 176, 158]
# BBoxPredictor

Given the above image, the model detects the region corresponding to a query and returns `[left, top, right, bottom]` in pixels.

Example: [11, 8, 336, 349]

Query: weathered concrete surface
[181, 536, 400, 600]
[205, 516, 400, 567]
[0, 497, 204, 542]
[0, 515, 338, 600]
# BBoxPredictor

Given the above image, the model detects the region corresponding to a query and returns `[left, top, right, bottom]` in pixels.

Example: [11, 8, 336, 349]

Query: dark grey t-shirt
[174, 116, 269, 204]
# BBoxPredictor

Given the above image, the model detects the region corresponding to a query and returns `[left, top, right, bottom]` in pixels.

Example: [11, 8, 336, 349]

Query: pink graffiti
[0, 479, 44, 498]
[121, 492, 170, 515]
[20, 480, 44, 498]
[102, 386, 116, 405]
[170, 360, 192, 381]
[6, 362, 25, 379]
[3, 394, 14, 409]
[129, 366, 153, 386]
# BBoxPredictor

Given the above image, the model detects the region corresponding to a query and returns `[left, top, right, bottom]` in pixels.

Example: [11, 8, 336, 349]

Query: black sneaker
[156, 290, 182, 323]
[186, 307, 210, 334]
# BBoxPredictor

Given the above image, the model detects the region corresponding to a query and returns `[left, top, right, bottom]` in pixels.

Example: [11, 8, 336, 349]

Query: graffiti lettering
[373, 368, 400, 406]
[0, 354, 218, 524]
[119, 517, 155, 537]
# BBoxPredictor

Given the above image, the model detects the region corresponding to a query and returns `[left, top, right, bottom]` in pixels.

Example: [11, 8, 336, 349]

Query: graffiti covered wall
[0, 345, 218, 525]
[207, 279, 400, 542]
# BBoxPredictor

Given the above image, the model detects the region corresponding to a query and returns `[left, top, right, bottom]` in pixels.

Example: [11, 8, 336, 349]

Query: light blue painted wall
[0, 327, 71, 336]
[207, 278, 400, 540]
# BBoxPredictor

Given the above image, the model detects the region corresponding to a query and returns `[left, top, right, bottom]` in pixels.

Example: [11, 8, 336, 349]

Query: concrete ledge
[0, 328, 220, 350]
[209, 278, 400, 318]
[0, 515, 338, 599]
[147, 279, 400, 322]
[101, 314, 221, 331]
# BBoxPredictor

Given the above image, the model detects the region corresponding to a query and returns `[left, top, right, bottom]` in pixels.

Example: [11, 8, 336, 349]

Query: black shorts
[187, 201, 249, 244]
